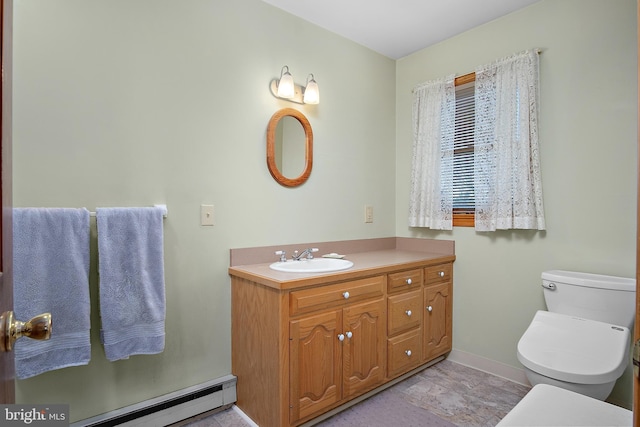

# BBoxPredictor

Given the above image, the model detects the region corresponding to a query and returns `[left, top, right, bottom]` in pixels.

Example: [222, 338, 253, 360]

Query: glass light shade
[303, 78, 320, 104]
[277, 71, 295, 99]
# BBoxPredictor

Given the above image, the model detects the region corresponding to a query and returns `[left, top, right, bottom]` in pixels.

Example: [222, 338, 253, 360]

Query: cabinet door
[423, 282, 452, 361]
[290, 310, 342, 423]
[342, 298, 386, 398]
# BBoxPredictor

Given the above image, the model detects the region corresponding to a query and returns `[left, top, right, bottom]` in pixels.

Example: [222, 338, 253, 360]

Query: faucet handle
[275, 250, 287, 262]
[307, 248, 319, 259]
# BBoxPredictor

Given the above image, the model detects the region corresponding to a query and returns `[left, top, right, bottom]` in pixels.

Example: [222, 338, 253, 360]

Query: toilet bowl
[517, 310, 630, 400]
[516, 270, 635, 400]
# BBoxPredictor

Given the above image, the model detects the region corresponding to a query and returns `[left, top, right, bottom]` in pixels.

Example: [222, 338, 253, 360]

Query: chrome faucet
[291, 247, 319, 261]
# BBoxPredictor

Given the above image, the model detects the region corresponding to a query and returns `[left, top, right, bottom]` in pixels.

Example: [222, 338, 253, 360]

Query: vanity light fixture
[270, 65, 320, 105]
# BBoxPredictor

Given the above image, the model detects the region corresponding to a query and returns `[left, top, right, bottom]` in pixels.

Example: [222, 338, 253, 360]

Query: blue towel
[97, 207, 166, 361]
[13, 208, 91, 379]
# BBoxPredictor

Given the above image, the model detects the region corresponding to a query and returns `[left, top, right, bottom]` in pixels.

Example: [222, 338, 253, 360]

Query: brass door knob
[0, 311, 52, 352]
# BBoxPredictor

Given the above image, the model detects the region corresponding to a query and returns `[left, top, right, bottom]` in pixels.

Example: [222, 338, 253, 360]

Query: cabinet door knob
[405, 310, 412, 317]
[406, 278, 412, 285]
[343, 291, 350, 299]
[405, 350, 412, 357]
[439, 271, 445, 277]
[346, 331, 353, 339]
[426, 305, 433, 312]
[338, 334, 345, 341]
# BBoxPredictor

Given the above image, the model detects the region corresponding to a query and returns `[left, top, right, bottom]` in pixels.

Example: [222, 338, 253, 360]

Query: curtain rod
[413, 48, 542, 93]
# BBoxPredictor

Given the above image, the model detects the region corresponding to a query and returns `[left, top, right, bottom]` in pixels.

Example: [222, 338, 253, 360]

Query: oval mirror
[266, 108, 313, 187]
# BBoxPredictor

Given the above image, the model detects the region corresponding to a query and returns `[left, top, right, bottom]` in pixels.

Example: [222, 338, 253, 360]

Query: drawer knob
[438, 271, 445, 277]
[346, 331, 353, 339]
[343, 291, 350, 300]
[405, 350, 412, 357]
[405, 310, 412, 317]
[426, 305, 433, 312]
[338, 334, 345, 341]
[406, 278, 412, 285]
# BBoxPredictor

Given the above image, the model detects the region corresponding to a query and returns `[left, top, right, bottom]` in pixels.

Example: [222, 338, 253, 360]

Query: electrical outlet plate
[201, 204, 215, 226]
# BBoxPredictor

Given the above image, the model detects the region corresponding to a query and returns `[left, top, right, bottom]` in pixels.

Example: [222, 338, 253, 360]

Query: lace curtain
[408, 75, 456, 230]
[408, 48, 545, 231]
[474, 49, 545, 231]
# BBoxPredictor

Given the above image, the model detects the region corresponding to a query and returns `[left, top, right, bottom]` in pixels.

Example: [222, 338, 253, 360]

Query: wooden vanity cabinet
[230, 257, 454, 427]
[423, 263, 453, 361]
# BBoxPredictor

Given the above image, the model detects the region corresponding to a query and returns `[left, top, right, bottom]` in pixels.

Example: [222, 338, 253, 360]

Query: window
[452, 73, 475, 227]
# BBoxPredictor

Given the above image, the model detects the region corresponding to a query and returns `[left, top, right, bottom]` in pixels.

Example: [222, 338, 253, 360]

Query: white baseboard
[447, 349, 531, 387]
[233, 405, 259, 427]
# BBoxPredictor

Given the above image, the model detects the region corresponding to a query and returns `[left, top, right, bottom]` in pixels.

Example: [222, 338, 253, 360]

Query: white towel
[97, 207, 166, 361]
[13, 208, 91, 379]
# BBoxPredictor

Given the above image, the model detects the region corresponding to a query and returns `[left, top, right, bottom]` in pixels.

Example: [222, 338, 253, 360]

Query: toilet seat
[517, 311, 630, 384]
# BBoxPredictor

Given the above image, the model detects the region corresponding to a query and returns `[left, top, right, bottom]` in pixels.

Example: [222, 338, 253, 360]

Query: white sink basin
[269, 258, 354, 273]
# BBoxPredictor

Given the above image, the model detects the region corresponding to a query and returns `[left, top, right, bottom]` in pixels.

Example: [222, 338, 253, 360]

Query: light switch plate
[201, 204, 215, 226]
[365, 205, 373, 223]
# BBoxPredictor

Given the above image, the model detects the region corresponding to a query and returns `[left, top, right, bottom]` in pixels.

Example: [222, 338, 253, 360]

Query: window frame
[453, 72, 476, 227]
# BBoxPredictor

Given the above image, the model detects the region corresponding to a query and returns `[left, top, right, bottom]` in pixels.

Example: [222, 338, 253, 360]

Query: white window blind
[452, 83, 475, 213]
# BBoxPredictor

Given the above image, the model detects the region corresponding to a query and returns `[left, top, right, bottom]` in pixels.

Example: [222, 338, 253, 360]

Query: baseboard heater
[71, 374, 237, 427]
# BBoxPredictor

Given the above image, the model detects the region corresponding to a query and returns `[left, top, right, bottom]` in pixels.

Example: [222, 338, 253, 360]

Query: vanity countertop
[228, 249, 455, 291]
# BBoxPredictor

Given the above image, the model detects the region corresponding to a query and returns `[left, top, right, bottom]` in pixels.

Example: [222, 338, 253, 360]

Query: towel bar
[89, 204, 168, 218]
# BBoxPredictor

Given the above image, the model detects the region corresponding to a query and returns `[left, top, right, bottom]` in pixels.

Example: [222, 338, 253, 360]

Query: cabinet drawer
[387, 290, 422, 336]
[387, 329, 421, 378]
[290, 275, 385, 316]
[424, 263, 452, 285]
[387, 269, 423, 293]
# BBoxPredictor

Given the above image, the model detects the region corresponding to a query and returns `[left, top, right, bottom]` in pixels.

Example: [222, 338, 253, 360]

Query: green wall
[395, 0, 637, 408]
[12, 0, 637, 420]
[12, 0, 396, 421]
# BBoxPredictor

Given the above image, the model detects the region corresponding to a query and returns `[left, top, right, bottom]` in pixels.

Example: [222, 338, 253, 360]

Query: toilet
[517, 270, 635, 400]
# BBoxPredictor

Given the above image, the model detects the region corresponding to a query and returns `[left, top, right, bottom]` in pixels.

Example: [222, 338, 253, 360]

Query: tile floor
[182, 359, 530, 427]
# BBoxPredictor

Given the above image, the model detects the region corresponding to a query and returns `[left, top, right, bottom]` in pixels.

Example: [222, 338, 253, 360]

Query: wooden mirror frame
[266, 108, 313, 187]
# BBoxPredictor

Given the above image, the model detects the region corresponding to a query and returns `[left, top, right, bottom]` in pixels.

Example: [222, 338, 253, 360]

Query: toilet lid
[496, 384, 632, 426]
[517, 311, 630, 384]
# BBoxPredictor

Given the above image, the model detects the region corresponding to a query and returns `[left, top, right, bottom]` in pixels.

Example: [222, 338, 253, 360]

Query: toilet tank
[542, 270, 636, 329]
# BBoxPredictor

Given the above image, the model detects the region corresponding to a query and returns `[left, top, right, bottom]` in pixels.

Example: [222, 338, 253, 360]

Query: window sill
[453, 213, 475, 227]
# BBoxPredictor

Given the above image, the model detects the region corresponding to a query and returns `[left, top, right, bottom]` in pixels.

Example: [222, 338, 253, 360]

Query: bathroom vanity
[229, 238, 455, 427]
